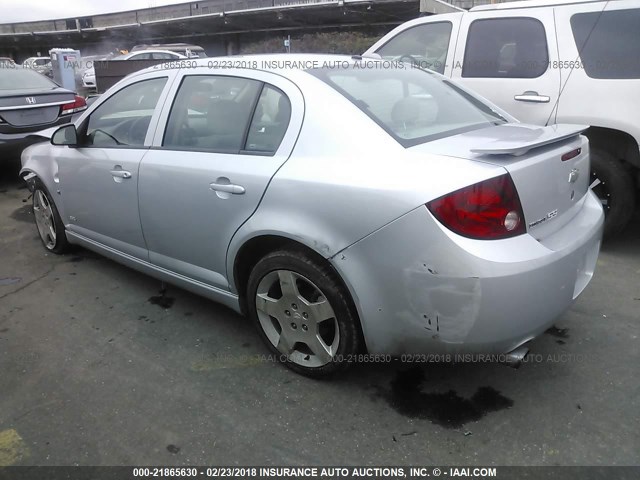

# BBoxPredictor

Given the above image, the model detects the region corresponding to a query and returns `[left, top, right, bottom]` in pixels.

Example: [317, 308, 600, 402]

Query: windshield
[309, 64, 506, 147]
[0, 67, 58, 90]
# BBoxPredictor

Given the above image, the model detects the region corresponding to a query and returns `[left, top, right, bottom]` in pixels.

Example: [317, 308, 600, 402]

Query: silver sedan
[20, 55, 604, 377]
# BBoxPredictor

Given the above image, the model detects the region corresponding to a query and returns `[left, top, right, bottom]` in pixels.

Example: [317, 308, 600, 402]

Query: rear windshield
[309, 65, 506, 147]
[0, 67, 58, 90]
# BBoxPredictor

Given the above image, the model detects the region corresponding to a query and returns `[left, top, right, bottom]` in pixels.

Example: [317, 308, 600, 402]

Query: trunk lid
[0, 88, 74, 128]
[413, 123, 591, 239]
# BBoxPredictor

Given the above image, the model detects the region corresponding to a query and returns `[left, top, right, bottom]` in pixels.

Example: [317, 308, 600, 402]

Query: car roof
[132, 43, 205, 50]
[135, 53, 366, 77]
[471, 0, 606, 11]
[128, 53, 439, 89]
[124, 49, 185, 58]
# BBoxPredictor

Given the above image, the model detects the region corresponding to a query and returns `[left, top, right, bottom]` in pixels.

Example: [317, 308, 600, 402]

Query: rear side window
[245, 85, 291, 154]
[571, 9, 640, 79]
[163, 75, 262, 152]
[130, 53, 153, 60]
[462, 17, 548, 78]
[376, 22, 452, 74]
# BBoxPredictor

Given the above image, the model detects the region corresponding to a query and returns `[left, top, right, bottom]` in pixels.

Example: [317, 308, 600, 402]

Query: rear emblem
[528, 209, 558, 228]
[568, 168, 579, 183]
[25, 97, 36, 105]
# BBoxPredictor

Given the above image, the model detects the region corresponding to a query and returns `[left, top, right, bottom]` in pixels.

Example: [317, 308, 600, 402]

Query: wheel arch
[231, 233, 367, 352]
[584, 126, 640, 177]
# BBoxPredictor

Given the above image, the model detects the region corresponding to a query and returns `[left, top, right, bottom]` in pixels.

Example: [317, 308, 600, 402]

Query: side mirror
[51, 124, 78, 146]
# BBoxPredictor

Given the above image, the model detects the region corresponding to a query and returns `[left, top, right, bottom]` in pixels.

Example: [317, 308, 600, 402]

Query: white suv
[365, 0, 640, 236]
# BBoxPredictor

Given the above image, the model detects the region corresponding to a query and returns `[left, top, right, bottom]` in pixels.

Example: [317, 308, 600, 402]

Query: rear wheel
[590, 148, 636, 237]
[247, 250, 361, 377]
[32, 180, 69, 254]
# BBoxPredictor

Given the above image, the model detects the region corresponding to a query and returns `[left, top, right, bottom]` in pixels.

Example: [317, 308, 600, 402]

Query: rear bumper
[0, 116, 73, 154]
[331, 191, 604, 356]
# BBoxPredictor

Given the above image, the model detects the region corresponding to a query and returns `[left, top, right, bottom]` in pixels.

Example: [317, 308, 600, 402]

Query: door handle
[514, 91, 550, 103]
[209, 182, 245, 195]
[110, 169, 131, 179]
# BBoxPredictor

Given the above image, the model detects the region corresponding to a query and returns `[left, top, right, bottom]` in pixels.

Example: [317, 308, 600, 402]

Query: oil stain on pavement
[545, 326, 569, 339]
[148, 289, 175, 309]
[9, 205, 33, 223]
[376, 368, 514, 429]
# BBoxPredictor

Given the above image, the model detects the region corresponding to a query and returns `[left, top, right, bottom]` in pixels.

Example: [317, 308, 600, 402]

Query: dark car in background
[0, 67, 86, 158]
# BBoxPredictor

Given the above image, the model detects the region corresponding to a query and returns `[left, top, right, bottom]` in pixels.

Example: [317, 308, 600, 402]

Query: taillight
[426, 174, 526, 240]
[61, 95, 87, 115]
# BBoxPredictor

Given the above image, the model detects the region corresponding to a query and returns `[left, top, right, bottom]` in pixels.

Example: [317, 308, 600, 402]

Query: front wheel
[590, 148, 636, 237]
[247, 250, 362, 377]
[32, 179, 69, 254]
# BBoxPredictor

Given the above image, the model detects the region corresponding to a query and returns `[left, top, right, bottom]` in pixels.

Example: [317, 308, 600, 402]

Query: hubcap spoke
[256, 293, 280, 317]
[309, 336, 334, 364]
[48, 223, 57, 242]
[277, 332, 294, 355]
[307, 297, 335, 323]
[277, 270, 300, 298]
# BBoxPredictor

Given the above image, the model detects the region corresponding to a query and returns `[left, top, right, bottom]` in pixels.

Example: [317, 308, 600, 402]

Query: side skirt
[66, 231, 242, 314]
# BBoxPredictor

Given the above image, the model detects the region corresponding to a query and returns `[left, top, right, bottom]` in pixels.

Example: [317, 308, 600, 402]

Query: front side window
[462, 18, 548, 78]
[571, 9, 640, 79]
[85, 77, 167, 147]
[376, 22, 452, 74]
[163, 75, 262, 152]
[310, 66, 506, 147]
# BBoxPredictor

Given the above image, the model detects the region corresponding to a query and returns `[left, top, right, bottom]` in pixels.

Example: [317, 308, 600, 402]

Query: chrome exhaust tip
[503, 346, 529, 369]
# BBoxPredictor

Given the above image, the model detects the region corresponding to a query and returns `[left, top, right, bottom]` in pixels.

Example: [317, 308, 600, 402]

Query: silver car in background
[20, 54, 603, 377]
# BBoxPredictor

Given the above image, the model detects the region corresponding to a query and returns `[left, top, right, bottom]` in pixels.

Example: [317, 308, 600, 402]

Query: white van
[365, 0, 640, 236]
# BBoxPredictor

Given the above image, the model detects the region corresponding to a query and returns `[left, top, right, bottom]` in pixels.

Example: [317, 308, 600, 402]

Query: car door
[553, 1, 640, 135]
[56, 72, 176, 258]
[138, 71, 304, 289]
[451, 9, 561, 125]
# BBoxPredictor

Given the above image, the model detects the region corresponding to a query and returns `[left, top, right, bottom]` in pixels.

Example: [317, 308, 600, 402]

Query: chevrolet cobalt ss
[20, 55, 603, 376]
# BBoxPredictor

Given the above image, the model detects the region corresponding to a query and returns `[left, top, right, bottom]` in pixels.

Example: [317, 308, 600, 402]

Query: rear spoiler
[470, 124, 588, 156]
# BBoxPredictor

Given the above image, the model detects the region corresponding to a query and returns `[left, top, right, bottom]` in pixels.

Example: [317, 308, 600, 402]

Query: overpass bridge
[0, 0, 422, 60]
[0, 0, 516, 61]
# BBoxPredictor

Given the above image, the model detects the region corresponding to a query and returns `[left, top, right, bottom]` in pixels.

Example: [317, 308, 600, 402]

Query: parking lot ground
[0, 160, 639, 466]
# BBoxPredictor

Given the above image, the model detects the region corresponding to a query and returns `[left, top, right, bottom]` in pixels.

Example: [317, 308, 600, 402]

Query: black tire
[32, 179, 70, 254]
[246, 250, 362, 377]
[590, 148, 636, 238]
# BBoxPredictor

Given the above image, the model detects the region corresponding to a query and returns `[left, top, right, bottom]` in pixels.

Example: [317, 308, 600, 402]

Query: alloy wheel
[255, 269, 339, 368]
[33, 189, 57, 250]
